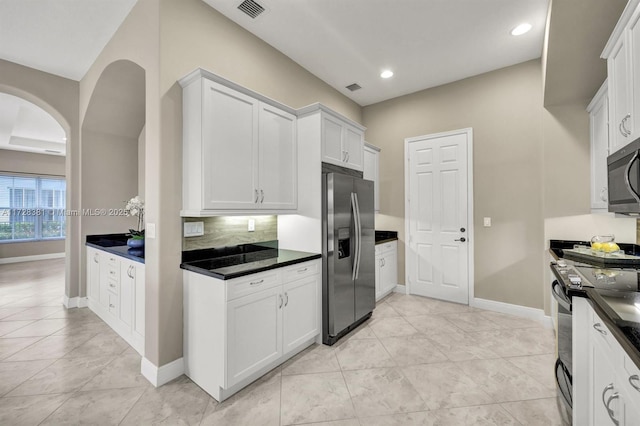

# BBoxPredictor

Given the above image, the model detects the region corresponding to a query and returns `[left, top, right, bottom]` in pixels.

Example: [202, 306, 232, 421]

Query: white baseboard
[471, 297, 553, 329]
[0, 252, 65, 265]
[62, 296, 89, 309]
[141, 357, 184, 387]
[393, 284, 407, 295]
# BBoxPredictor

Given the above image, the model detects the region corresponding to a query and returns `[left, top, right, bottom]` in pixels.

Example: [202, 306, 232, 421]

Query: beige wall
[183, 216, 277, 251]
[363, 60, 545, 309]
[0, 59, 79, 296]
[0, 149, 66, 259]
[79, 0, 161, 364]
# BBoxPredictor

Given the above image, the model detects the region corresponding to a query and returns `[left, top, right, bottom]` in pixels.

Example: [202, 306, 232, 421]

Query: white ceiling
[0, 93, 66, 156]
[204, 0, 550, 106]
[0, 0, 550, 157]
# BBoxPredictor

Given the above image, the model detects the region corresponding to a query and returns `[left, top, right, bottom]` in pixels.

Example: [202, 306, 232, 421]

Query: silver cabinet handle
[455, 237, 466, 242]
[109, 271, 116, 276]
[110, 257, 116, 262]
[600, 187, 608, 202]
[94, 253, 99, 263]
[109, 304, 115, 308]
[620, 121, 627, 137]
[260, 189, 264, 203]
[602, 384, 614, 413]
[606, 392, 620, 425]
[128, 265, 134, 279]
[630, 375, 640, 392]
[250, 279, 264, 286]
[593, 322, 608, 335]
[284, 292, 288, 306]
[342, 151, 347, 162]
[297, 267, 308, 273]
[279, 294, 283, 309]
[254, 189, 259, 203]
[382, 258, 386, 267]
[622, 113, 632, 136]
[109, 283, 116, 288]
[346, 152, 350, 162]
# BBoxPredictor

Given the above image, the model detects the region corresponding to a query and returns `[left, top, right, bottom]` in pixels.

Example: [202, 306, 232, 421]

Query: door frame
[403, 127, 475, 304]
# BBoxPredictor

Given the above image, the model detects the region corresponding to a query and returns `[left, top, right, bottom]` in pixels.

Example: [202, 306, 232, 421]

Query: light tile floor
[0, 258, 569, 425]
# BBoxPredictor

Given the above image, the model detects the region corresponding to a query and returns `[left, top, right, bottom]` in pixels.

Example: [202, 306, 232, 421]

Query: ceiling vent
[238, 0, 266, 19]
[346, 83, 362, 92]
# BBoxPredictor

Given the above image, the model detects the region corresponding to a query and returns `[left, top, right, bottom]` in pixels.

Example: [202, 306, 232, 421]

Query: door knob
[455, 237, 466, 242]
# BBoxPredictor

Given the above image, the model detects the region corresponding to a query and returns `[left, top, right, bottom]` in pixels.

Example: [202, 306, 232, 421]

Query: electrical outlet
[184, 221, 204, 237]
[248, 219, 255, 232]
[483, 217, 492, 227]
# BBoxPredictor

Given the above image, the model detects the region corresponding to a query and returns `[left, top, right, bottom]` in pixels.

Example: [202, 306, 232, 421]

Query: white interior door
[405, 129, 472, 304]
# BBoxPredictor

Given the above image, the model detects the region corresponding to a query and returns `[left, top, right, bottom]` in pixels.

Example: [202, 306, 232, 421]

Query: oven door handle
[624, 149, 640, 205]
[552, 281, 571, 311]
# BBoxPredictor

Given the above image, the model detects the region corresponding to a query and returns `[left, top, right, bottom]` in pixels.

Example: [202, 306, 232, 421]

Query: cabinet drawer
[105, 263, 120, 283]
[281, 260, 319, 284]
[227, 270, 280, 301]
[106, 277, 120, 295]
[108, 292, 119, 316]
[375, 241, 396, 255]
[105, 254, 120, 267]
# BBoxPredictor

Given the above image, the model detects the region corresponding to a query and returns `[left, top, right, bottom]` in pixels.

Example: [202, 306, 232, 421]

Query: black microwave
[608, 138, 640, 214]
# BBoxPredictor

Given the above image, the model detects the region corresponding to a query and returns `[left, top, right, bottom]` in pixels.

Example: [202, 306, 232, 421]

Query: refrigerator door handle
[351, 192, 359, 281]
[353, 192, 362, 280]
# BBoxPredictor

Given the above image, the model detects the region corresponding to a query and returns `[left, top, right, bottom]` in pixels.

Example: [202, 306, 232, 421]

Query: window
[0, 174, 66, 242]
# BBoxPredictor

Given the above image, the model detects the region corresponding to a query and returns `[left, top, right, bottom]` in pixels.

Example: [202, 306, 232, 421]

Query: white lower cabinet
[86, 247, 145, 355]
[184, 259, 320, 401]
[375, 241, 397, 301]
[573, 297, 640, 425]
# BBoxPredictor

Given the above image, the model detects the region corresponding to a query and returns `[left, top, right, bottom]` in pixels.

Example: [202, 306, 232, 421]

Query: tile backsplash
[183, 216, 277, 251]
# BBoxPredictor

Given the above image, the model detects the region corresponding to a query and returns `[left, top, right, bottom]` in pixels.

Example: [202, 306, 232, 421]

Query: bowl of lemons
[591, 235, 621, 256]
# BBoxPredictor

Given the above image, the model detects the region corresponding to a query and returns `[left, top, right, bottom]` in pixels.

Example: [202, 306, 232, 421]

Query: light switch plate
[184, 221, 204, 237]
[147, 223, 156, 238]
[248, 219, 255, 232]
[483, 217, 492, 227]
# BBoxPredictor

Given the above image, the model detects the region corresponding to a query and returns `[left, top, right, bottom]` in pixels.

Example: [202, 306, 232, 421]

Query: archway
[80, 60, 146, 298]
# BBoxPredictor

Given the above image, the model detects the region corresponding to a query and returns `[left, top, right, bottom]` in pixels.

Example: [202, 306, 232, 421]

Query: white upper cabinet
[258, 103, 297, 210]
[180, 69, 297, 216]
[588, 81, 610, 212]
[363, 142, 380, 212]
[300, 104, 365, 172]
[603, 0, 640, 152]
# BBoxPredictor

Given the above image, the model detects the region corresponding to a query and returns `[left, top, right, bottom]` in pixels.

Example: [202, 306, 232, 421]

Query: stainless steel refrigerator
[322, 171, 375, 345]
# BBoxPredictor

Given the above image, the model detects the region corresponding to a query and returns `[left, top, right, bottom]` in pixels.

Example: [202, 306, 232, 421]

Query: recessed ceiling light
[511, 23, 532, 36]
[380, 70, 394, 79]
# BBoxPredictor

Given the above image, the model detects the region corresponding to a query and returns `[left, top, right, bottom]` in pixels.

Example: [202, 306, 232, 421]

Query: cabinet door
[226, 286, 282, 387]
[609, 37, 633, 151]
[134, 264, 145, 338]
[202, 80, 259, 210]
[87, 248, 100, 301]
[374, 254, 382, 300]
[592, 337, 622, 426]
[321, 114, 345, 166]
[344, 124, 364, 171]
[258, 103, 297, 210]
[120, 262, 134, 329]
[630, 8, 640, 143]
[363, 145, 380, 212]
[381, 247, 398, 294]
[282, 275, 319, 354]
[591, 92, 610, 210]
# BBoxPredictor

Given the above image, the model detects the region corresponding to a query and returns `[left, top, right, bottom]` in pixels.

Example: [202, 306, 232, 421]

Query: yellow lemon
[603, 242, 620, 253]
[591, 242, 603, 251]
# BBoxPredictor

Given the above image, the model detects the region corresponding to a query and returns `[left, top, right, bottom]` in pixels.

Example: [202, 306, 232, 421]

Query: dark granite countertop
[550, 239, 640, 369]
[180, 241, 321, 280]
[375, 230, 398, 245]
[86, 234, 144, 264]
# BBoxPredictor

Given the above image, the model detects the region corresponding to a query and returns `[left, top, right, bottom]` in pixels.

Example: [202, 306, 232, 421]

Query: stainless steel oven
[551, 271, 573, 424]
